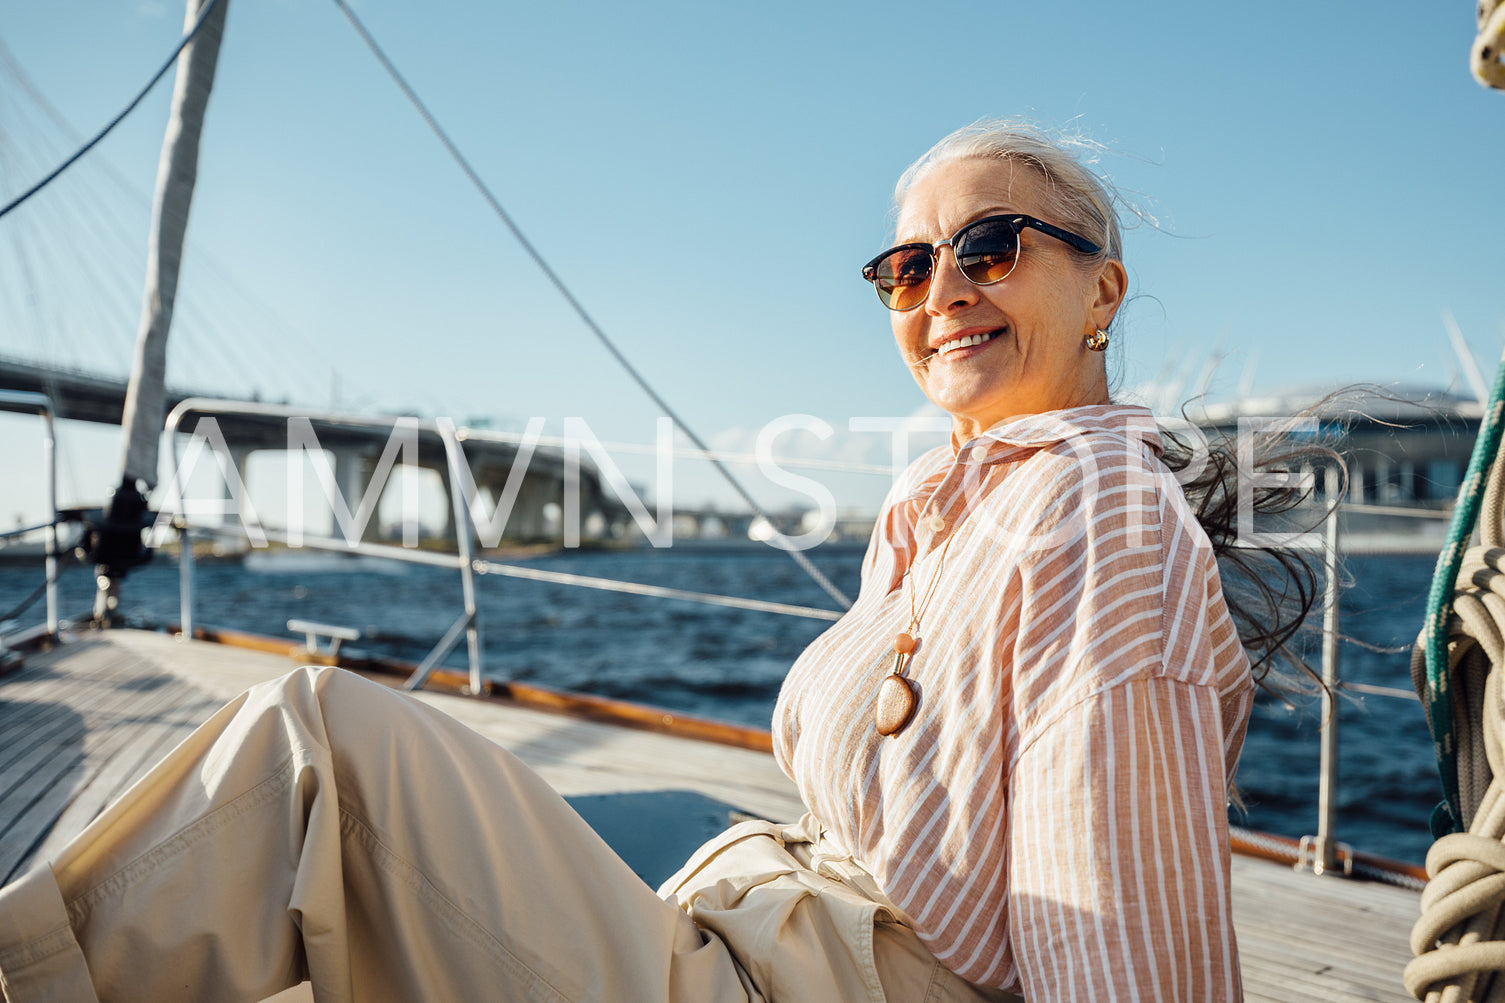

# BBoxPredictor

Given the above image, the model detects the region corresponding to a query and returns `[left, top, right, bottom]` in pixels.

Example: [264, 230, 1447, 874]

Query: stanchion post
[179, 520, 195, 641]
[1302, 462, 1348, 876]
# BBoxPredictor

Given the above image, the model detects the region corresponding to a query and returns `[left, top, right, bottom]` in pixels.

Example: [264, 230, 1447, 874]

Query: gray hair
[893, 118, 1125, 272]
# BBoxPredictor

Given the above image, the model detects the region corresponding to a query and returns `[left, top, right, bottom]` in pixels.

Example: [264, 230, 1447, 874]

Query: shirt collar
[890, 405, 1167, 511]
[959, 405, 1165, 463]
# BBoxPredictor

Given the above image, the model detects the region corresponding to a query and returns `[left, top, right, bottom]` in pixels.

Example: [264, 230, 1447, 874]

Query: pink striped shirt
[772, 405, 1251, 999]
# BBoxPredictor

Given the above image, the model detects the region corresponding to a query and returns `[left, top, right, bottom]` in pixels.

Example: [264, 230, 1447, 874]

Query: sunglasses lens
[955, 218, 1020, 285]
[871, 247, 933, 311]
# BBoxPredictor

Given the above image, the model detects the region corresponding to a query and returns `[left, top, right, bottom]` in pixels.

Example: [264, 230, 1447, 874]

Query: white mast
[93, 0, 230, 622]
[1443, 308, 1489, 405]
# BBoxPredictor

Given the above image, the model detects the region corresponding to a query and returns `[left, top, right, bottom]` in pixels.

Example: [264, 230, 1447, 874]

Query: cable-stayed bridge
[0, 356, 831, 548]
[0, 355, 199, 426]
[0, 355, 602, 545]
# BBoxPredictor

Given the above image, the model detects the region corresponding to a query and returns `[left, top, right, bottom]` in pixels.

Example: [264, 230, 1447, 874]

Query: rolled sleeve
[1007, 677, 1240, 1002]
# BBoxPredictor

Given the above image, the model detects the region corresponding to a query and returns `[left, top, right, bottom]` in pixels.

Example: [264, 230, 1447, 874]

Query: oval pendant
[874, 673, 918, 737]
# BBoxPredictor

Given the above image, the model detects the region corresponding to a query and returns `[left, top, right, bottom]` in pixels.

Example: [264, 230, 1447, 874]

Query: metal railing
[1296, 475, 1447, 878]
[1304, 464, 1349, 875]
[164, 398, 485, 694]
[0, 390, 59, 637]
[162, 399, 844, 693]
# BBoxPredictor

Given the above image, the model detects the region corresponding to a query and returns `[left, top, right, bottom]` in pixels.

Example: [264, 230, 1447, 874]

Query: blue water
[0, 548, 1440, 863]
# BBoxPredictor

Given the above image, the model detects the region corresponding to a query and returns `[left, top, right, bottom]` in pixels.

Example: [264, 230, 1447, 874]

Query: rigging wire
[330, 0, 853, 611]
[0, 0, 227, 223]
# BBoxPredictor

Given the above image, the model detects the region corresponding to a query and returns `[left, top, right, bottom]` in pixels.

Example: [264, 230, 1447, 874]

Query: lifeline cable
[0, 0, 227, 223]
[0, 542, 72, 624]
[472, 559, 844, 622]
[330, 0, 852, 612]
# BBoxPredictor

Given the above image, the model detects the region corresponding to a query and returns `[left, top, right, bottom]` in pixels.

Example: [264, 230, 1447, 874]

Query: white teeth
[936, 330, 1001, 356]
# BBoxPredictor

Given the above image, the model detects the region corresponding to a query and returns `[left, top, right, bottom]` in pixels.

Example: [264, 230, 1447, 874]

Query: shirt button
[928, 514, 946, 533]
[969, 445, 989, 462]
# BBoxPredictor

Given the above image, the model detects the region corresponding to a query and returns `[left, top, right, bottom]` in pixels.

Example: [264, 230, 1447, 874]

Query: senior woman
[0, 121, 1251, 1003]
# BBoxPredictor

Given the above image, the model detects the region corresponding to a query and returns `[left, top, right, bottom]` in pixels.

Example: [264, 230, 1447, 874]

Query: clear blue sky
[1, 0, 1502, 522]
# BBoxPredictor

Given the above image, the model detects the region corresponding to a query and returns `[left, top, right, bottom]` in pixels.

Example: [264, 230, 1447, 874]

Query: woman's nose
[924, 245, 979, 315]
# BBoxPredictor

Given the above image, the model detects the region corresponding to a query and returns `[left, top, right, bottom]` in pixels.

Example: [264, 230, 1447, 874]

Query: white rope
[1476, 0, 1505, 90]
[1343, 681, 1420, 701]
[472, 558, 844, 621]
[1407, 650, 1505, 1001]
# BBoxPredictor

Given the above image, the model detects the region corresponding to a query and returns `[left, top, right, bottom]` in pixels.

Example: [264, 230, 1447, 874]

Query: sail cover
[118, 0, 230, 489]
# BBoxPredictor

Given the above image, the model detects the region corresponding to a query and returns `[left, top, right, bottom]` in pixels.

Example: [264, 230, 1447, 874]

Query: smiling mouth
[935, 328, 1004, 357]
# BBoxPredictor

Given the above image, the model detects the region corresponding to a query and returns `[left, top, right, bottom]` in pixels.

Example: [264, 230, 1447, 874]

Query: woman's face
[890, 157, 1127, 442]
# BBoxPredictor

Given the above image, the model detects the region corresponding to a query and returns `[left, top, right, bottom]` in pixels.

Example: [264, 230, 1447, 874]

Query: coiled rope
[1418, 355, 1505, 835]
[1477, 0, 1505, 90]
[1406, 349, 1505, 1000]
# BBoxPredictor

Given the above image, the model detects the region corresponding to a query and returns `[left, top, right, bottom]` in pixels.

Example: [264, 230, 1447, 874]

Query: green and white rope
[1407, 350, 1505, 1001]
[1418, 350, 1505, 835]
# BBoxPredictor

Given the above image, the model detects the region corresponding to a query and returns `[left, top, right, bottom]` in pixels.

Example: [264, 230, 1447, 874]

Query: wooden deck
[1, 629, 1422, 1000]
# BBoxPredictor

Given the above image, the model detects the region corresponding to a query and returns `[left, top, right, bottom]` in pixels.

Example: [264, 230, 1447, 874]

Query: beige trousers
[0, 667, 1019, 1003]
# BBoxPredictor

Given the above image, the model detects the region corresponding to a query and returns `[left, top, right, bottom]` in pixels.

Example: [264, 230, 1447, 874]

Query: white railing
[164, 399, 486, 694]
[0, 390, 59, 637]
[1298, 477, 1446, 878]
[162, 399, 847, 694]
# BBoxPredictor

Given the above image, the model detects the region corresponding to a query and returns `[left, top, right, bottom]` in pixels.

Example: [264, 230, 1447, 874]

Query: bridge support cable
[0, 39, 359, 410]
[0, 0, 227, 223]
[329, 0, 852, 612]
[0, 48, 155, 363]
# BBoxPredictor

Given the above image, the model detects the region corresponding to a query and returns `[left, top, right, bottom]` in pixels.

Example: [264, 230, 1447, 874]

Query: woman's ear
[1091, 259, 1128, 330]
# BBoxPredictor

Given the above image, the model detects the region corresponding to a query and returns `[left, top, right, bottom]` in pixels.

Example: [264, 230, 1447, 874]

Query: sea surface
[0, 547, 1440, 864]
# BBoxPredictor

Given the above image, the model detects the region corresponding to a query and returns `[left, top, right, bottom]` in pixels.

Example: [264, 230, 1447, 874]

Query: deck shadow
[565, 789, 753, 889]
[0, 700, 87, 883]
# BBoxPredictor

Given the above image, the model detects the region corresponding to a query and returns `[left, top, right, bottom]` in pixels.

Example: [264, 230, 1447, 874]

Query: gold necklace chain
[896, 515, 957, 641]
[905, 526, 955, 637]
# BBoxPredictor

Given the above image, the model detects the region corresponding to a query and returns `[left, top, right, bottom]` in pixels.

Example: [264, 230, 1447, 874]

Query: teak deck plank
[0, 641, 226, 881]
[0, 629, 1425, 1001]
